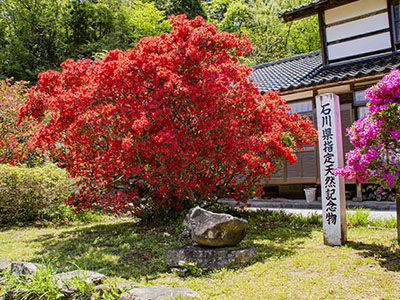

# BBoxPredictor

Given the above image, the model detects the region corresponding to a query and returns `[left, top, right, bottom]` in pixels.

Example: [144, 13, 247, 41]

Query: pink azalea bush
[335, 69, 400, 192]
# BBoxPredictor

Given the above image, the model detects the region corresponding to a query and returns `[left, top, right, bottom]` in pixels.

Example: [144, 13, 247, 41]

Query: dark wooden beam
[318, 12, 329, 65]
[281, 0, 358, 23]
[387, 0, 398, 51]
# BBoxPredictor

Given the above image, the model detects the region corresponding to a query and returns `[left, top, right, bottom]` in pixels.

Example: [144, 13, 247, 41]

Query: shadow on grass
[346, 240, 400, 272]
[28, 208, 319, 280]
[31, 219, 183, 280]
[234, 208, 320, 262]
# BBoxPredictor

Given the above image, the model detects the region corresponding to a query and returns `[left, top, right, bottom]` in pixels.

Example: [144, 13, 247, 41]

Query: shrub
[18, 15, 317, 215]
[0, 163, 79, 224]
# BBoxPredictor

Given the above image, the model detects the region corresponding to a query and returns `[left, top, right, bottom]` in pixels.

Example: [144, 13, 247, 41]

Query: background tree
[0, 0, 319, 81]
[335, 69, 400, 243]
[0, 79, 30, 164]
[18, 15, 317, 216]
[207, 0, 320, 65]
[0, 0, 68, 82]
[0, 0, 170, 82]
[156, 0, 207, 19]
[112, 0, 171, 47]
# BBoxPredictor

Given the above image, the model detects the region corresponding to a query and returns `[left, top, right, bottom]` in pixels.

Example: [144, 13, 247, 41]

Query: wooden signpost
[316, 93, 347, 246]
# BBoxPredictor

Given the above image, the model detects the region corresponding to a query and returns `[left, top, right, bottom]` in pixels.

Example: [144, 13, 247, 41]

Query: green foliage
[0, 264, 65, 300]
[0, 0, 319, 81]
[156, 0, 206, 19]
[346, 208, 396, 228]
[347, 208, 371, 227]
[209, 0, 320, 65]
[118, 0, 171, 45]
[0, 163, 79, 224]
[370, 216, 397, 229]
[0, 0, 171, 82]
[0, 0, 68, 82]
[101, 284, 130, 300]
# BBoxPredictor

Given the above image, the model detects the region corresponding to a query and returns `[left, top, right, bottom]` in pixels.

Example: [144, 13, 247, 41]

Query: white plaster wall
[282, 91, 313, 101]
[326, 13, 389, 42]
[328, 32, 391, 60]
[325, 0, 387, 25]
[318, 85, 351, 95]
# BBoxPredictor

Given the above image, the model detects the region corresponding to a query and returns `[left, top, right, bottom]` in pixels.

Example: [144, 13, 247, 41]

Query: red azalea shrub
[18, 15, 317, 214]
[0, 79, 30, 164]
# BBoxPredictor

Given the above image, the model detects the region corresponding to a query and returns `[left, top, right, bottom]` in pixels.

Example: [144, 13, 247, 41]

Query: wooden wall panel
[326, 13, 389, 42]
[302, 151, 317, 178]
[287, 159, 302, 178]
[325, 0, 387, 24]
[327, 32, 391, 61]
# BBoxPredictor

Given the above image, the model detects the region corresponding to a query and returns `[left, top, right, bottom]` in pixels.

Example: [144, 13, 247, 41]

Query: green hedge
[0, 163, 78, 224]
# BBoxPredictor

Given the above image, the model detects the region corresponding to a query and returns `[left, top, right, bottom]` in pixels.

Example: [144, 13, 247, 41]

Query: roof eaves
[280, 0, 358, 23]
[252, 51, 321, 70]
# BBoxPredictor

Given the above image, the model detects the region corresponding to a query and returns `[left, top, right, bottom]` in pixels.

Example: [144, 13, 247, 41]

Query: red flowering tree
[18, 15, 317, 214]
[0, 79, 30, 165]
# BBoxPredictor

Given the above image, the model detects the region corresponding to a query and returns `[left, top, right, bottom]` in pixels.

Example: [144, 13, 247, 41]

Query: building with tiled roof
[251, 0, 400, 200]
[251, 51, 400, 94]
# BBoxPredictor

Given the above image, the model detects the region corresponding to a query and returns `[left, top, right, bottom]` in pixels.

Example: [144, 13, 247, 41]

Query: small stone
[54, 270, 106, 294]
[120, 286, 201, 300]
[11, 262, 41, 277]
[166, 245, 258, 269]
[183, 206, 248, 247]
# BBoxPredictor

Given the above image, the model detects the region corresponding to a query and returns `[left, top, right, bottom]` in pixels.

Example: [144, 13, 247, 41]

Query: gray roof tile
[250, 51, 400, 93]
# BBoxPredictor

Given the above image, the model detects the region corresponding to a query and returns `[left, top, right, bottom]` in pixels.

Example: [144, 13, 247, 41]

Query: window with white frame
[287, 100, 314, 124]
[353, 87, 371, 120]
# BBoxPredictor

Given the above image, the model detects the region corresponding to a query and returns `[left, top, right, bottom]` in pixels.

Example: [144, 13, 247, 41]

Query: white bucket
[304, 188, 317, 203]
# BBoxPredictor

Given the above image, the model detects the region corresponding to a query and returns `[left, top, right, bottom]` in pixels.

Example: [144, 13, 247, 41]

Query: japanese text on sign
[320, 102, 337, 225]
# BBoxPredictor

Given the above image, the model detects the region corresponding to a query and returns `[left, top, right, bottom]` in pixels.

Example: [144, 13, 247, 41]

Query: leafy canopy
[18, 15, 317, 214]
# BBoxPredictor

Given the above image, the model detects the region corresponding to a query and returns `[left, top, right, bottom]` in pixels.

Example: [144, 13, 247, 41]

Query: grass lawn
[1, 208, 400, 299]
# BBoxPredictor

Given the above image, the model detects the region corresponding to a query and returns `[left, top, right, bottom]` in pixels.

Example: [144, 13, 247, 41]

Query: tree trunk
[396, 189, 400, 245]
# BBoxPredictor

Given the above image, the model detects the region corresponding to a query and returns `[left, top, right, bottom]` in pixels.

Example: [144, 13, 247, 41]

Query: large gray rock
[182, 207, 248, 247]
[166, 245, 257, 269]
[11, 262, 41, 277]
[120, 286, 201, 300]
[54, 270, 106, 294]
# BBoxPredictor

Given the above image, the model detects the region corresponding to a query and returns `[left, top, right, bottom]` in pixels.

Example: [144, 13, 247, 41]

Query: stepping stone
[120, 286, 201, 300]
[166, 245, 258, 269]
[11, 262, 41, 277]
[54, 270, 106, 294]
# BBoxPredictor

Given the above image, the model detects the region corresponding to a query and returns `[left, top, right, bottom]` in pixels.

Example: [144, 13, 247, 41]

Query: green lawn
[1, 209, 400, 299]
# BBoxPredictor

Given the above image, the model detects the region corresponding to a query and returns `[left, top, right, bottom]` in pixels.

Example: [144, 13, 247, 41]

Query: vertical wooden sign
[316, 93, 347, 246]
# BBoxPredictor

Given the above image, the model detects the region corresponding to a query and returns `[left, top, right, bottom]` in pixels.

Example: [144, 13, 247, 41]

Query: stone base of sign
[166, 245, 257, 269]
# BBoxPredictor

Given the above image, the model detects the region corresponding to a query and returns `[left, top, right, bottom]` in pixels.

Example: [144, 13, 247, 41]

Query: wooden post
[316, 93, 347, 246]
